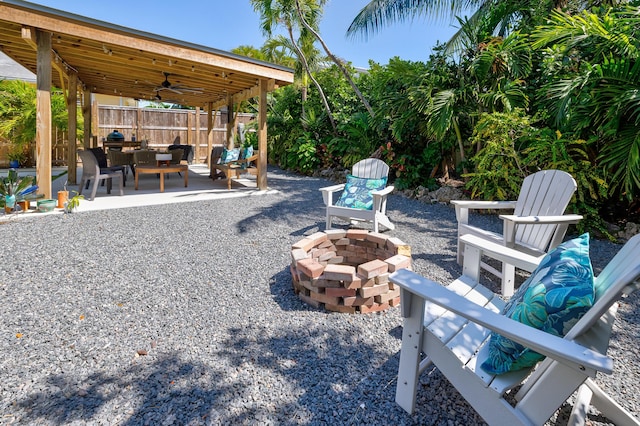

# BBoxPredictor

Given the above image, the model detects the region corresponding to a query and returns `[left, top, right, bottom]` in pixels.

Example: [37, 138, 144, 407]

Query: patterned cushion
[242, 146, 254, 160]
[220, 148, 240, 164]
[335, 174, 387, 211]
[481, 233, 595, 375]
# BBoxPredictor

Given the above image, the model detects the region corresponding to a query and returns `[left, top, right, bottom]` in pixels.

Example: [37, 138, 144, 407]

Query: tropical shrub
[464, 110, 531, 200]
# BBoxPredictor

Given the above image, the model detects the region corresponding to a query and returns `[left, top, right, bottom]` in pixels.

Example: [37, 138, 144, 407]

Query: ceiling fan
[151, 72, 203, 94]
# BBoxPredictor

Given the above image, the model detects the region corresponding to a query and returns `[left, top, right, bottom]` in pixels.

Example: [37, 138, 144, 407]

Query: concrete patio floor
[1, 164, 277, 218]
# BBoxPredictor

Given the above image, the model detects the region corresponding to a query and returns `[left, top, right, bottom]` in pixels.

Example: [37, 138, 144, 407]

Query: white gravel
[0, 167, 637, 425]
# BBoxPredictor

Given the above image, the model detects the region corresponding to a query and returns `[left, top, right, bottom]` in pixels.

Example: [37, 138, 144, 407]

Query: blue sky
[27, 0, 460, 68]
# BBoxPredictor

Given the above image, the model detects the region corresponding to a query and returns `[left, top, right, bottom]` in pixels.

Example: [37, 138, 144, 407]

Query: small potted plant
[64, 190, 84, 213]
[7, 146, 25, 169]
[0, 169, 36, 213]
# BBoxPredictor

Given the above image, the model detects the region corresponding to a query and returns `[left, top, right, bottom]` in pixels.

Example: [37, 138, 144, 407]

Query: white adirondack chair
[390, 233, 640, 426]
[319, 158, 395, 233]
[451, 169, 583, 297]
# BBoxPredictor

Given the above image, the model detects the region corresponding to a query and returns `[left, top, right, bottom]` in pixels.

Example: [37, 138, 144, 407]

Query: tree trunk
[287, 25, 337, 134]
[453, 119, 468, 175]
[295, 0, 374, 117]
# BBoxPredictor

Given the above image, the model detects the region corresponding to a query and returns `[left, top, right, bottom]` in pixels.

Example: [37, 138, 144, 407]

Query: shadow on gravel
[14, 355, 222, 424]
[11, 331, 419, 425]
[235, 168, 328, 234]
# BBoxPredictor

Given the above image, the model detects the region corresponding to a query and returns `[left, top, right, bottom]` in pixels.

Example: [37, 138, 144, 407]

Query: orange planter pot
[57, 190, 69, 208]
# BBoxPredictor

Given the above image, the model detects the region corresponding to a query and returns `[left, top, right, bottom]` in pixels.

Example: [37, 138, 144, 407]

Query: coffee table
[135, 164, 188, 193]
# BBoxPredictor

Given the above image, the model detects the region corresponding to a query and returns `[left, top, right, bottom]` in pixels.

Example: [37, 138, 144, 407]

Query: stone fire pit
[290, 229, 412, 313]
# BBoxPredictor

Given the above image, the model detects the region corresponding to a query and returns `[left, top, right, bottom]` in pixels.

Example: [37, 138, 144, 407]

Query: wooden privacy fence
[1, 105, 256, 167]
[97, 106, 255, 164]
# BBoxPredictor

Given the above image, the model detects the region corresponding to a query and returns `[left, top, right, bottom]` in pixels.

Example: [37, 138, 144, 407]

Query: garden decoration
[0, 169, 37, 213]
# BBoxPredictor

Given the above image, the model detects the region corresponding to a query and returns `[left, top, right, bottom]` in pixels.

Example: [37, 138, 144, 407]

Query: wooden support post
[194, 106, 201, 164]
[67, 72, 78, 184]
[91, 98, 98, 147]
[226, 95, 234, 149]
[258, 78, 268, 190]
[83, 89, 92, 149]
[206, 102, 213, 169]
[186, 109, 194, 153]
[35, 29, 52, 199]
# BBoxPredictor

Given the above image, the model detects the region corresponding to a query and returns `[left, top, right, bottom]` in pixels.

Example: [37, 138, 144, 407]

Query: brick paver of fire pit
[290, 229, 412, 313]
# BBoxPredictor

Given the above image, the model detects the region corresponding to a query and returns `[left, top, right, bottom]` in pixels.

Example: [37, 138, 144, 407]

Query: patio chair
[78, 150, 124, 201]
[211, 146, 258, 190]
[86, 147, 127, 187]
[451, 169, 582, 297]
[391, 232, 640, 425]
[108, 148, 135, 176]
[133, 150, 157, 166]
[319, 158, 394, 233]
[169, 148, 184, 177]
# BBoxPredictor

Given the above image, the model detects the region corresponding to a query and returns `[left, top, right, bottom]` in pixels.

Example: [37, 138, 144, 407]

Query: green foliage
[532, 6, 640, 200]
[288, 137, 319, 175]
[258, 2, 640, 234]
[464, 110, 531, 200]
[0, 80, 82, 165]
[327, 112, 377, 168]
[523, 129, 612, 238]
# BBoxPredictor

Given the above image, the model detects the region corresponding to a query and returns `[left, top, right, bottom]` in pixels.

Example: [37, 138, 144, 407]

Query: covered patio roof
[0, 0, 294, 108]
[0, 0, 294, 197]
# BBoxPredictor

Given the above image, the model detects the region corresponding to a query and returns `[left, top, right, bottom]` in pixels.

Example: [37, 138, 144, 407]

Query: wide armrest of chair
[460, 234, 542, 273]
[390, 268, 614, 375]
[500, 214, 583, 247]
[371, 185, 394, 197]
[499, 214, 583, 225]
[319, 184, 345, 193]
[235, 154, 258, 166]
[451, 200, 518, 210]
[319, 184, 345, 206]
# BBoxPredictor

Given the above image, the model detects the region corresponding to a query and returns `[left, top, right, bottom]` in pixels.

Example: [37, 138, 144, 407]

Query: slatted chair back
[352, 158, 389, 179]
[513, 170, 578, 252]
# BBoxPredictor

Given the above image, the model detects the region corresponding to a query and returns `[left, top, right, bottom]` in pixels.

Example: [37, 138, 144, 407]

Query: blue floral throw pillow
[335, 175, 387, 210]
[481, 233, 595, 375]
[221, 148, 240, 164]
[242, 146, 254, 160]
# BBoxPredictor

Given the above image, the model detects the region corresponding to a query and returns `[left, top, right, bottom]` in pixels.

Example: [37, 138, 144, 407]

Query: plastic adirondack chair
[451, 169, 583, 297]
[390, 233, 640, 426]
[78, 150, 124, 201]
[319, 158, 395, 233]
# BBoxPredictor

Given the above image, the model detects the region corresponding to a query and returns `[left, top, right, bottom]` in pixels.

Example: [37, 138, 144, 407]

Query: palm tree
[231, 45, 268, 61]
[531, 6, 640, 200]
[345, 0, 599, 54]
[251, 0, 337, 132]
[0, 79, 76, 166]
[294, 0, 374, 116]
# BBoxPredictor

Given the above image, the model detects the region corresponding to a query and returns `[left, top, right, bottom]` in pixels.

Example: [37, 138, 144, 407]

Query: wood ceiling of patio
[0, 1, 294, 108]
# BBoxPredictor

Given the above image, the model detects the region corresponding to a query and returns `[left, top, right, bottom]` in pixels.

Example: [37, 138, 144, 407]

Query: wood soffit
[0, 0, 294, 109]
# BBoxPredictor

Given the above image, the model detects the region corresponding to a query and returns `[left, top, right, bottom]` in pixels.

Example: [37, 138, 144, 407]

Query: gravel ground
[0, 167, 638, 426]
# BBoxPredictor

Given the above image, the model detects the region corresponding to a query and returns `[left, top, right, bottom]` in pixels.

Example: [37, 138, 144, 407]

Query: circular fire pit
[290, 229, 412, 313]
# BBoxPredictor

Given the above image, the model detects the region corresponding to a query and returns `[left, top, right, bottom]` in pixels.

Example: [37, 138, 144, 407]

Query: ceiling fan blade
[175, 88, 204, 94]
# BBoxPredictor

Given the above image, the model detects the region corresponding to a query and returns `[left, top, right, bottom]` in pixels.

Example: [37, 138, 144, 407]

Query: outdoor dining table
[134, 164, 188, 193]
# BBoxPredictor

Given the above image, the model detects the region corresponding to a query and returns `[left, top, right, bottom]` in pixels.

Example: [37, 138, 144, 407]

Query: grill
[106, 130, 124, 141]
